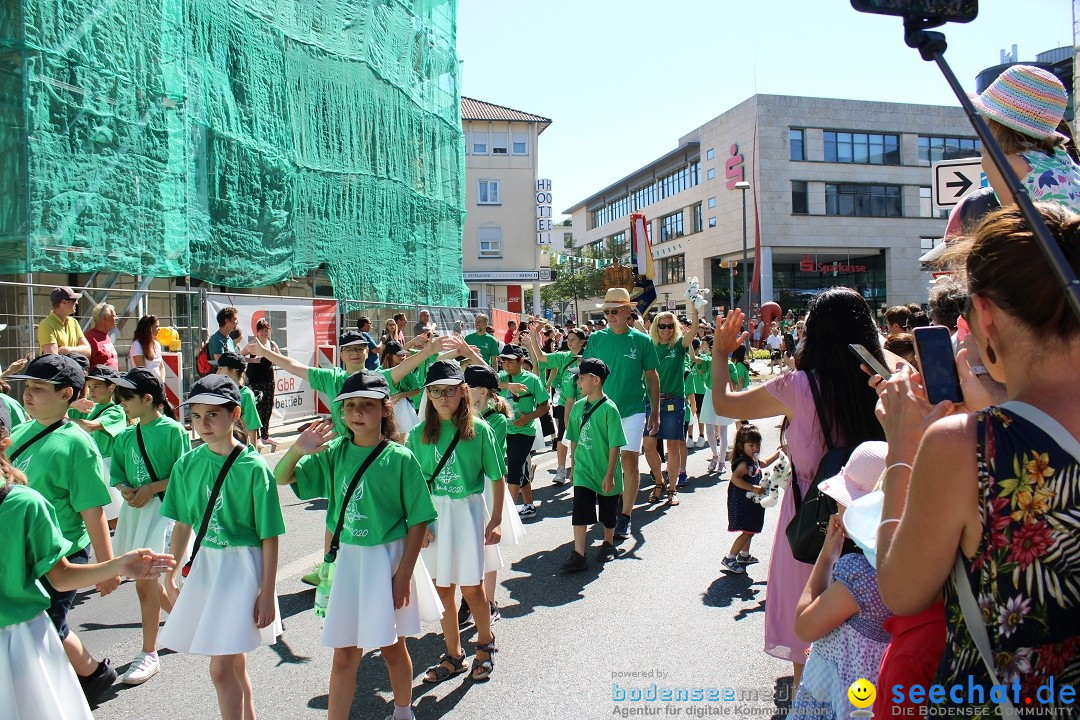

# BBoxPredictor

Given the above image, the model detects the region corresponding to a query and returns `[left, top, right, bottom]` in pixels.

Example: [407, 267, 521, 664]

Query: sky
[456, 0, 1074, 219]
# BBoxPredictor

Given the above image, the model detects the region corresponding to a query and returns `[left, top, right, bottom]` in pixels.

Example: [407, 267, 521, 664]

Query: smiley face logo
[848, 678, 876, 709]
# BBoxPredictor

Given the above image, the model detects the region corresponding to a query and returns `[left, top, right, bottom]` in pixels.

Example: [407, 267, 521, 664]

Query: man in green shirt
[582, 288, 660, 540]
[464, 313, 501, 366]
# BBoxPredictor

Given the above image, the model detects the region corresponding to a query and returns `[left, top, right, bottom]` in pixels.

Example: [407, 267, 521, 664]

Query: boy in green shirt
[214, 352, 264, 448]
[562, 358, 626, 572]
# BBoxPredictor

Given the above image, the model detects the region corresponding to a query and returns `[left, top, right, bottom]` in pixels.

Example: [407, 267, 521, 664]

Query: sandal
[423, 652, 467, 683]
[471, 636, 498, 682]
[647, 484, 665, 503]
[666, 491, 680, 506]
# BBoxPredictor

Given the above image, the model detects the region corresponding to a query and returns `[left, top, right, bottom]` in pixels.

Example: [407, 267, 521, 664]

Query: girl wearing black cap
[68, 366, 128, 524]
[407, 361, 505, 683]
[109, 368, 192, 685]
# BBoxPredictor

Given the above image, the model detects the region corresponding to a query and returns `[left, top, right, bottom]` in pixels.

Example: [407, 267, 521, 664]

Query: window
[478, 227, 502, 257]
[589, 160, 700, 228]
[477, 180, 500, 205]
[825, 183, 902, 217]
[708, 217, 717, 228]
[707, 168, 716, 180]
[920, 236, 939, 252]
[468, 290, 479, 308]
[706, 148, 715, 160]
[693, 204, 703, 233]
[708, 197, 716, 208]
[919, 186, 932, 218]
[790, 129, 805, 161]
[658, 211, 684, 242]
[491, 132, 508, 155]
[791, 181, 808, 214]
[512, 132, 528, 155]
[823, 131, 900, 165]
[918, 135, 981, 164]
[470, 130, 488, 155]
[660, 255, 686, 285]
[562, 232, 573, 248]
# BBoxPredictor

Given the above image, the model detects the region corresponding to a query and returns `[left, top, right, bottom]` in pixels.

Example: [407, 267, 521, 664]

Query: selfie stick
[903, 17, 1080, 324]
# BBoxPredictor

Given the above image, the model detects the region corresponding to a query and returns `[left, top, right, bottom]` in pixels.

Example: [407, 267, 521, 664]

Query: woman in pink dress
[711, 287, 885, 688]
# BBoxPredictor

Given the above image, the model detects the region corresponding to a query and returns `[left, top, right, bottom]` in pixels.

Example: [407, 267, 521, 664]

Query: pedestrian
[413, 309, 432, 338]
[393, 313, 408, 345]
[503, 319, 517, 345]
[496, 345, 550, 517]
[129, 315, 165, 381]
[699, 339, 738, 475]
[721, 423, 780, 574]
[561, 358, 625, 572]
[275, 371, 441, 720]
[108, 367, 191, 686]
[0, 403, 174, 720]
[465, 313, 501, 366]
[523, 323, 586, 484]
[208, 306, 239, 362]
[765, 324, 783, 374]
[689, 337, 709, 449]
[160, 375, 284, 720]
[85, 303, 119, 371]
[215, 352, 262, 448]
[38, 286, 91, 358]
[407, 360, 504, 684]
[244, 319, 279, 448]
[7, 354, 120, 703]
[67, 365, 127, 525]
[382, 318, 400, 346]
[355, 316, 382, 370]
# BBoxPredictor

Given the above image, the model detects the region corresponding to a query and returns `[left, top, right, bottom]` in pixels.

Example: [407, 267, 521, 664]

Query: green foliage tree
[540, 238, 629, 315]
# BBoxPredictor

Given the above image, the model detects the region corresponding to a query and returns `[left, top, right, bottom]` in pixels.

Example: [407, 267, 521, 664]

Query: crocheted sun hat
[974, 64, 1068, 141]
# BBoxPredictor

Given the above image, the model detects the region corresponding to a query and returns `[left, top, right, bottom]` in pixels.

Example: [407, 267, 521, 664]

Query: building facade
[564, 94, 981, 317]
[461, 97, 552, 315]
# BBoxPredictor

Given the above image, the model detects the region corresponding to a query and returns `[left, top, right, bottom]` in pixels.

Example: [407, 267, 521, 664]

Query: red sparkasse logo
[799, 255, 867, 274]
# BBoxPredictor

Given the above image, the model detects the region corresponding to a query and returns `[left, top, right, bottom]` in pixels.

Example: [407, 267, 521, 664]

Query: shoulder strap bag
[135, 424, 170, 502]
[427, 429, 463, 491]
[181, 444, 244, 578]
[325, 440, 389, 563]
[9, 419, 66, 463]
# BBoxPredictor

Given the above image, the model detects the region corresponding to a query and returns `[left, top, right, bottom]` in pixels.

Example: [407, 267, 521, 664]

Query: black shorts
[693, 394, 705, 419]
[539, 411, 556, 438]
[572, 485, 620, 529]
[506, 434, 534, 486]
[41, 546, 90, 640]
[553, 404, 566, 442]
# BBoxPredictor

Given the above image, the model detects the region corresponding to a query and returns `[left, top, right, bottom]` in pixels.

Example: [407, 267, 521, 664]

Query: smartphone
[913, 326, 963, 404]
[783, 333, 796, 355]
[848, 343, 892, 381]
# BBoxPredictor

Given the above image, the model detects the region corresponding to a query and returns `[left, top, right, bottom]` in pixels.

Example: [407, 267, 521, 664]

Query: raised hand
[713, 309, 749, 359]
[294, 420, 336, 455]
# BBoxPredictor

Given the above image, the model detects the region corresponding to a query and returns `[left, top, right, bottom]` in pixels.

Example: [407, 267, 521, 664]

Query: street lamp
[734, 180, 751, 320]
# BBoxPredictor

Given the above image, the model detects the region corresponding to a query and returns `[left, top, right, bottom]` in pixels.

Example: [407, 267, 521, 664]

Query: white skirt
[0, 613, 92, 720]
[700, 386, 736, 426]
[484, 479, 525, 546]
[322, 540, 444, 649]
[101, 458, 124, 522]
[159, 546, 282, 656]
[393, 397, 419, 433]
[112, 495, 175, 556]
[421, 494, 489, 587]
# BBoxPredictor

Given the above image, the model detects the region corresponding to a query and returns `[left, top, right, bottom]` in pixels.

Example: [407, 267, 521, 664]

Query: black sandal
[423, 652, 467, 683]
[471, 636, 497, 681]
[647, 484, 665, 503]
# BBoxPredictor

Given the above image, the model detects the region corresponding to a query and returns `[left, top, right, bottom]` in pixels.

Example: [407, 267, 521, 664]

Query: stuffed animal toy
[685, 277, 709, 314]
[747, 451, 791, 508]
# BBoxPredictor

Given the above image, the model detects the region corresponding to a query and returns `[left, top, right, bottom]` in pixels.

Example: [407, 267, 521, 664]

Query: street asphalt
[82, 367, 796, 720]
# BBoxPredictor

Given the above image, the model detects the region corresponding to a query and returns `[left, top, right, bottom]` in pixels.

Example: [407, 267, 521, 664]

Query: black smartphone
[848, 343, 892, 380]
[913, 326, 963, 404]
[783, 333, 796, 355]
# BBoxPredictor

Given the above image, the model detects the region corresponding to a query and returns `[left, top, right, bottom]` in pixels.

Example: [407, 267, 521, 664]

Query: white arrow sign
[932, 158, 986, 209]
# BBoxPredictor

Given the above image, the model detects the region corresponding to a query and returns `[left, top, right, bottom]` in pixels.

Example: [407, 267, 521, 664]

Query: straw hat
[596, 287, 632, 309]
[974, 64, 1068, 142]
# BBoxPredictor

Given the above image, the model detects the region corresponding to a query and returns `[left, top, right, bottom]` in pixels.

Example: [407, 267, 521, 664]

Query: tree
[540, 238, 629, 317]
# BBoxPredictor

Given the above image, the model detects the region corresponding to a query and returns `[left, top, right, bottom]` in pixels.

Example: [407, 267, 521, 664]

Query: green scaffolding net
[0, 0, 467, 306]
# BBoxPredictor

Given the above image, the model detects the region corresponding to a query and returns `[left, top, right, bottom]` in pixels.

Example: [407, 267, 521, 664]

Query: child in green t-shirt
[68, 365, 128, 524]
[562, 358, 627, 573]
[214, 352, 262, 448]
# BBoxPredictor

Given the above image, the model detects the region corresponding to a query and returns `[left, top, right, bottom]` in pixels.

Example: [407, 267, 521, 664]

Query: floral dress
[1019, 147, 1080, 214]
[935, 402, 1080, 712]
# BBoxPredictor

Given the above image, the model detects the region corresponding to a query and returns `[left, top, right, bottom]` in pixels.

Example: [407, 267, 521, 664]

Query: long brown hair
[421, 386, 476, 445]
[987, 118, 1063, 156]
[476, 388, 512, 418]
[133, 315, 158, 360]
[1, 424, 28, 486]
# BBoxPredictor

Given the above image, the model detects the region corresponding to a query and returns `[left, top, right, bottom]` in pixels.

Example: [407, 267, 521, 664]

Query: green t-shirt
[693, 355, 712, 394]
[1, 393, 28, 427]
[464, 332, 500, 366]
[540, 351, 580, 396]
[479, 408, 508, 454]
[565, 396, 626, 496]
[110, 415, 191, 488]
[411, 354, 440, 410]
[733, 361, 749, 391]
[406, 418, 506, 499]
[308, 366, 349, 436]
[0, 485, 73, 628]
[9, 420, 111, 552]
[68, 402, 128, 458]
[683, 368, 695, 422]
[240, 385, 262, 431]
[378, 367, 421, 396]
[497, 370, 549, 437]
[292, 438, 436, 547]
[654, 342, 689, 396]
[161, 444, 285, 549]
[583, 328, 659, 416]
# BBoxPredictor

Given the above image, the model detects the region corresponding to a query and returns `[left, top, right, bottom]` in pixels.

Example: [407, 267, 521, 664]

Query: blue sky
[456, 0, 1073, 219]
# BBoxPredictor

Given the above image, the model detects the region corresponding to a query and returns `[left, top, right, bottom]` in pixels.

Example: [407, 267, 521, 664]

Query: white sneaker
[697, 437, 706, 448]
[552, 467, 568, 485]
[121, 651, 160, 685]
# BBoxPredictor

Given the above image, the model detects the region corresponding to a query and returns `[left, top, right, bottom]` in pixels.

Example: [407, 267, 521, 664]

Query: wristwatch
[969, 365, 989, 377]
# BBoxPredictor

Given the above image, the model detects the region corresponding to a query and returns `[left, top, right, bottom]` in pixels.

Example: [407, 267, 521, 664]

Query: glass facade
[590, 161, 700, 228]
[825, 183, 902, 217]
[918, 135, 981, 164]
[824, 131, 900, 165]
[772, 253, 887, 313]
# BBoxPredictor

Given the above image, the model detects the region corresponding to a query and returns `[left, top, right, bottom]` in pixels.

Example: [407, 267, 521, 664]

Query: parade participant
[68, 365, 127, 523]
[129, 315, 165, 381]
[208, 306, 239, 362]
[642, 306, 697, 504]
[406, 361, 504, 683]
[215, 352, 262, 447]
[561, 358, 625, 572]
[38, 286, 90, 358]
[721, 424, 780, 574]
[160, 375, 284, 720]
[465, 313, 501, 366]
[109, 367, 191, 686]
[0, 399, 175, 720]
[699, 341, 738, 475]
[496, 345, 549, 517]
[583, 288, 660, 540]
[244, 319, 279, 448]
[523, 323, 587, 484]
[8, 354, 119, 702]
[275, 371, 441, 720]
[85, 303, 119, 371]
[689, 337, 710, 449]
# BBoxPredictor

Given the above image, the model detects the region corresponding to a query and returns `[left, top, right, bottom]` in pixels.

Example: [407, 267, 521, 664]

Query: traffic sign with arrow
[932, 158, 986, 209]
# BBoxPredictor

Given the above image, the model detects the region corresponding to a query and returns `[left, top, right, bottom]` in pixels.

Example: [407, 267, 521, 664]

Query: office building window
[921, 236, 939, 252]
[491, 132, 508, 155]
[825, 183, 902, 217]
[562, 231, 573, 248]
[658, 211, 684, 242]
[706, 148, 715, 160]
[790, 128, 805, 161]
[468, 290, 479, 308]
[590, 160, 700, 228]
[707, 168, 716, 180]
[478, 227, 502, 257]
[824, 131, 900, 165]
[708, 217, 717, 228]
[660, 255, 686, 285]
[791, 181, 808, 214]
[708, 197, 716, 208]
[919, 186, 933, 218]
[693, 204, 703, 233]
[470, 131, 488, 155]
[918, 135, 981, 164]
[477, 180, 500, 205]
[512, 132, 528, 155]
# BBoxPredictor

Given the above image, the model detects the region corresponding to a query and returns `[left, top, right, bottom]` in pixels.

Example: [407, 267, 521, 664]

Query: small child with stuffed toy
[721, 423, 782, 574]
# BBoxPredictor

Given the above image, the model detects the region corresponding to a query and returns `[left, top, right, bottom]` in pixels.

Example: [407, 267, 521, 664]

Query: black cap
[463, 364, 499, 390]
[425, 360, 465, 387]
[87, 365, 119, 383]
[334, 370, 389, 402]
[50, 286, 82, 303]
[184, 375, 241, 406]
[571, 357, 610, 381]
[71, 354, 90, 373]
[215, 351, 247, 371]
[112, 368, 165, 402]
[10, 354, 85, 392]
[383, 340, 406, 357]
[339, 330, 367, 348]
[498, 344, 525, 360]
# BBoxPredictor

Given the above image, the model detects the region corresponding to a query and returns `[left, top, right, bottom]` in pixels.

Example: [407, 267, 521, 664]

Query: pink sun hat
[973, 64, 1068, 142]
[818, 441, 889, 508]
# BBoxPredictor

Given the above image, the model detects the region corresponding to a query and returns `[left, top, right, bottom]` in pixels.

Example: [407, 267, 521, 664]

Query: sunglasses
[657, 323, 675, 330]
[428, 386, 460, 399]
[605, 308, 624, 316]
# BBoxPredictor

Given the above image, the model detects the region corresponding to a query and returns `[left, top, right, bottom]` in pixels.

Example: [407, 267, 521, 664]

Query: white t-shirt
[766, 335, 782, 351]
[129, 339, 163, 373]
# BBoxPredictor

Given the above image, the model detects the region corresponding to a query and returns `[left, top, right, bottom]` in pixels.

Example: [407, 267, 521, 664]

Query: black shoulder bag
[482, 409, 496, 421]
[576, 396, 607, 437]
[181, 444, 245, 577]
[325, 440, 389, 563]
[427, 429, 462, 491]
[8, 419, 66, 463]
[135, 424, 169, 502]
[0, 481, 14, 506]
